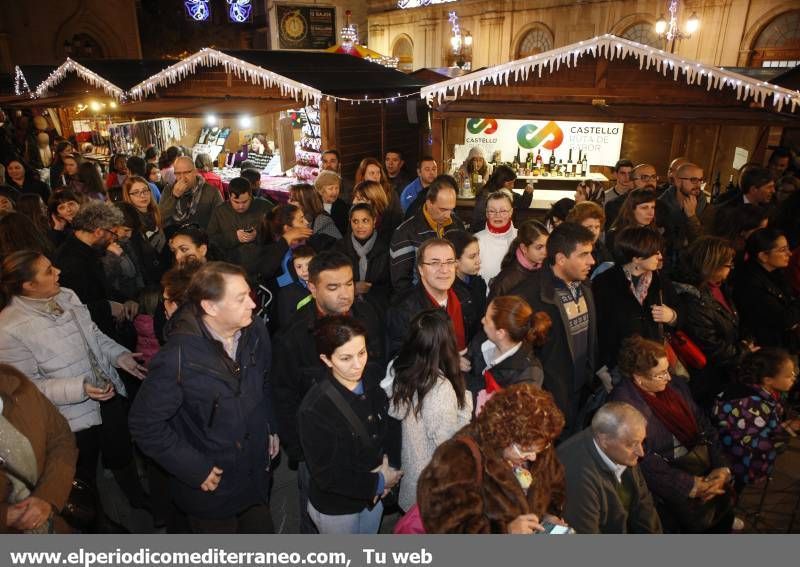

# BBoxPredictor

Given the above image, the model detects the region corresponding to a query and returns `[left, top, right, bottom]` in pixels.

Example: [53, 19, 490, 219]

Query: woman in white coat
[475, 191, 518, 285]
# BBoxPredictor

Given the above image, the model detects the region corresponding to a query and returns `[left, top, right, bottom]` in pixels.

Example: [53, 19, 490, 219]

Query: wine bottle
[535, 149, 543, 169]
[566, 148, 574, 178]
[548, 150, 556, 173]
[581, 152, 588, 177]
[557, 159, 564, 177]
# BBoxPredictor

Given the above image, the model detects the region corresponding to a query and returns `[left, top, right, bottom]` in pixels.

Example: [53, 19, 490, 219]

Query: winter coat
[0, 368, 78, 533]
[453, 275, 486, 340]
[389, 212, 465, 295]
[128, 305, 277, 520]
[475, 225, 518, 283]
[380, 362, 472, 511]
[271, 299, 385, 461]
[206, 198, 273, 275]
[0, 289, 129, 432]
[417, 423, 565, 533]
[326, 199, 349, 237]
[673, 281, 744, 405]
[466, 335, 544, 396]
[488, 258, 539, 301]
[592, 266, 680, 370]
[557, 428, 662, 534]
[732, 261, 800, 351]
[133, 314, 159, 366]
[333, 234, 392, 312]
[386, 284, 480, 360]
[299, 370, 392, 515]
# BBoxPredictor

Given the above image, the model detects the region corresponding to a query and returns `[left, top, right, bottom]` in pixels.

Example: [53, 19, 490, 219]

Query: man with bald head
[159, 155, 223, 229]
[658, 161, 713, 274]
[558, 402, 662, 534]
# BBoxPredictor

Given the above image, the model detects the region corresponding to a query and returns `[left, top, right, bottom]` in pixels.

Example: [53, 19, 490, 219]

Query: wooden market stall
[421, 34, 800, 212]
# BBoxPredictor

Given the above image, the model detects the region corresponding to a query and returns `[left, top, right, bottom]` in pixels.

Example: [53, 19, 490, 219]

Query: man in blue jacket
[129, 261, 279, 533]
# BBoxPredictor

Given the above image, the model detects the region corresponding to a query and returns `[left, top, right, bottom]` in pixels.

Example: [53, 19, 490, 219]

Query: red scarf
[484, 369, 502, 393]
[635, 383, 699, 446]
[707, 281, 733, 313]
[487, 220, 512, 234]
[424, 287, 466, 350]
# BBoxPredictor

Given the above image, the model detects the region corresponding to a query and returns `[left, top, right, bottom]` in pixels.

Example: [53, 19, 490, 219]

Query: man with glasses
[658, 162, 713, 276]
[159, 156, 222, 230]
[390, 175, 464, 295]
[631, 163, 658, 191]
[387, 238, 479, 360]
[53, 201, 139, 338]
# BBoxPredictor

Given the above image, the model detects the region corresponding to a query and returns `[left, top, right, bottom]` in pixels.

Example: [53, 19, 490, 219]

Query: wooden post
[430, 112, 444, 166]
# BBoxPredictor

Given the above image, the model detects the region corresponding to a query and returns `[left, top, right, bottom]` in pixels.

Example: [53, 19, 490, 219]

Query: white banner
[459, 118, 624, 168]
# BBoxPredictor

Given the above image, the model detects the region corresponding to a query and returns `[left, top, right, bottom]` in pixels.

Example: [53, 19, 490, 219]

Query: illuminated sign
[228, 0, 253, 23]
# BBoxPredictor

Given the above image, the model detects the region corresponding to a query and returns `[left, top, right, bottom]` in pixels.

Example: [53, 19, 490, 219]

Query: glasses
[128, 190, 150, 198]
[487, 209, 512, 216]
[421, 260, 457, 269]
[648, 369, 671, 382]
[678, 177, 705, 184]
[633, 174, 657, 182]
[100, 228, 119, 241]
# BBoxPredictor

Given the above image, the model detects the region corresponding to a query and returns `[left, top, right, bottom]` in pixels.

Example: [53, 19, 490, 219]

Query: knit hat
[314, 170, 341, 191]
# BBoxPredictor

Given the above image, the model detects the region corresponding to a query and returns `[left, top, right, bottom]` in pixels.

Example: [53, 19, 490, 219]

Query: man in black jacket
[271, 251, 384, 533]
[386, 238, 480, 361]
[558, 402, 662, 534]
[510, 222, 598, 435]
[389, 175, 464, 295]
[53, 201, 138, 338]
[129, 262, 279, 533]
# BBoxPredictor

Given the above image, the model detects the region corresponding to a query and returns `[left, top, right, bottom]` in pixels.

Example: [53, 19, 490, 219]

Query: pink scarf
[516, 246, 541, 271]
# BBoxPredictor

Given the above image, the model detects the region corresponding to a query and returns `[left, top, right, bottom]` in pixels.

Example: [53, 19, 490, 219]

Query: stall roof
[421, 34, 800, 116]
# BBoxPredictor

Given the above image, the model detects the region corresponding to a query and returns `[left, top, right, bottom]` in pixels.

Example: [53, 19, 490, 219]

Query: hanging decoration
[185, 0, 211, 22]
[325, 10, 399, 69]
[127, 48, 323, 105]
[421, 34, 800, 113]
[397, 0, 456, 8]
[13, 66, 30, 96]
[25, 58, 125, 100]
[340, 10, 359, 49]
[227, 0, 253, 23]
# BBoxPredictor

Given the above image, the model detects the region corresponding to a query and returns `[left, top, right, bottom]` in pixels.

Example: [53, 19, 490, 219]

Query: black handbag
[61, 478, 97, 532]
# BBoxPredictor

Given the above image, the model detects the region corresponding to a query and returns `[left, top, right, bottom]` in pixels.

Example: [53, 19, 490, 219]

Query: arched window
[516, 27, 553, 58]
[64, 33, 103, 59]
[752, 10, 800, 68]
[392, 35, 414, 73]
[620, 22, 664, 49]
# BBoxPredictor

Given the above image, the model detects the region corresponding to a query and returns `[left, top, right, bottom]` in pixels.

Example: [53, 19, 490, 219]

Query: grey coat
[159, 176, 223, 229]
[557, 428, 662, 534]
[0, 289, 129, 432]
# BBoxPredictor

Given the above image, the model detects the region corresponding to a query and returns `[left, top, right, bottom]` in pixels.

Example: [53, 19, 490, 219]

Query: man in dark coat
[510, 222, 598, 435]
[159, 156, 223, 230]
[271, 251, 384, 533]
[558, 402, 662, 534]
[129, 262, 279, 533]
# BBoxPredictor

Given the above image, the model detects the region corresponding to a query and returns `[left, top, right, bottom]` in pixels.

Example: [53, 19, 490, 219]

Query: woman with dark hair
[168, 226, 216, 267]
[733, 228, 800, 350]
[447, 230, 486, 332]
[145, 163, 162, 191]
[592, 227, 679, 372]
[712, 203, 768, 266]
[105, 154, 128, 189]
[543, 197, 575, 232]
[713, 348, 799, 492]
[258, 203, 314, 285]
[288, 183, 342, 248]
[566, 201, 613, 276]
[3, 158, 50, 201]
[299, 315, 402, 533]
[471, 164, 533, 232]
[673, 236, 751, 406]
[333, 203, 390, 311]
[354, 157, 403, 226]
[381, 309, 471, 511]
[55, 153, 81, 194]
[468, 295, 551, 409]
[122, 175, 165, 255]
[605, 188, 658, 255]
[0, 212, 53, 260]
[488, 219, 548, 300]
[0, 363, 78, 534]
[194, 153, 224, 198]
[75, 162, 107, 201]
[159, 146, 181, 187]
[609, 335, 735, 533]
[417, 383, 566, 533]
[16, 194, 50, 236]
[48, 141, 73, 189]
[46, 190, 80, 248]
[352, 180, 402, 241]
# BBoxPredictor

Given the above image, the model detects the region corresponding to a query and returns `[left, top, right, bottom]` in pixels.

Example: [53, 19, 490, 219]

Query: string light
[421, 34, 800, 113]
[29, 58, 125, 100]
[13, 66, 30, 96]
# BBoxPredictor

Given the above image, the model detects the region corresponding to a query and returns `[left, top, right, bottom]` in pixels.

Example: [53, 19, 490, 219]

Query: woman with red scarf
[609, 335, 736, 533]
[475, 191, 518, 284]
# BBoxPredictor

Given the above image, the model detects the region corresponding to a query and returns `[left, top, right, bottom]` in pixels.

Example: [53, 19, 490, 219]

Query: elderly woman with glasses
[417, 383, 566, 533]
[609, 335, 735, 533]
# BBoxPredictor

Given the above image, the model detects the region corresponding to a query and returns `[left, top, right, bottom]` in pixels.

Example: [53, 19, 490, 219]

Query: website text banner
[462, 118, 624, 166]
[0, 535, 777, 567]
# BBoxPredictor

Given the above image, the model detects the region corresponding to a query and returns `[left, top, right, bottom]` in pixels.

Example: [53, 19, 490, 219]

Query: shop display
[295, 104, 322, 182]
[108, 117, 187, 155]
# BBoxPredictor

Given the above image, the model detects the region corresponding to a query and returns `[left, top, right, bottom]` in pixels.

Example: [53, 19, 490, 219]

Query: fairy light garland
[421, 34, 800, 113]
[13, 66, 30, 96]
[27, 58, 126, 100]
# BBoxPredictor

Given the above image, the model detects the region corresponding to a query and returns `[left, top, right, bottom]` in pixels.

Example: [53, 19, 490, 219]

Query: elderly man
[321, 149, 353, 203]
[631, 163, 658, 191]
[129, 262, 279, 533]
[557, 402, 662, 534]
[390, 174, 464, 295]
[159, 155, 222, 229]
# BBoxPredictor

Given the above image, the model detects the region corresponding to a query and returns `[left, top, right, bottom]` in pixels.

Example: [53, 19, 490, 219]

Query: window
[751, 10, 800, 67]
[516, 27, 553, 58]
[620, 22, 664, 49]
[392, 35, 414, 72]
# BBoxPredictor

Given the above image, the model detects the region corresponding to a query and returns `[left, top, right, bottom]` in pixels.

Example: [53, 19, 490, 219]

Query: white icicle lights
[420, 34, 800, 113]
[17, 59, 125, 100]
[127, 48, 322, 105]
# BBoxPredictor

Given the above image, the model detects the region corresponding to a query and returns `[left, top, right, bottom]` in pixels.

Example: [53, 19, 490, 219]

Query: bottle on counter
[557, 159, 564, 177]
[566, 148, 573, 178]
[462, 174, 472, 198]
[580, 152, 588, 177]
[548, 150, 556, 174]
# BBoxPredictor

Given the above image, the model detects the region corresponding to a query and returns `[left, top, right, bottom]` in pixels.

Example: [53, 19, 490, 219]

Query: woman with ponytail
[468, 295, 552, 413]
[488, 219, 548, 300]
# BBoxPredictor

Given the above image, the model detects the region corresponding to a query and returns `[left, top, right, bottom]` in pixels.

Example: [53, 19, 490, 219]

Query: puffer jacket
[128, 304, 277, 519]
[0, 288, 129, 432]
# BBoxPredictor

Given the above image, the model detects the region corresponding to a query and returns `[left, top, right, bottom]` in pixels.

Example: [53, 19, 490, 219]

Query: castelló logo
[466, 118, 498, 135]
[517, 121, 564, 150]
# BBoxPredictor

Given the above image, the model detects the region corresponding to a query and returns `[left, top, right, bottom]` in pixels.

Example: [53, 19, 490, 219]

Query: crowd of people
[1, 139, 799, 535]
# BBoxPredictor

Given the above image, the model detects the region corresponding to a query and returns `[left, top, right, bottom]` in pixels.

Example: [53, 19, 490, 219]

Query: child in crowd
[275, 245, 316, 331]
